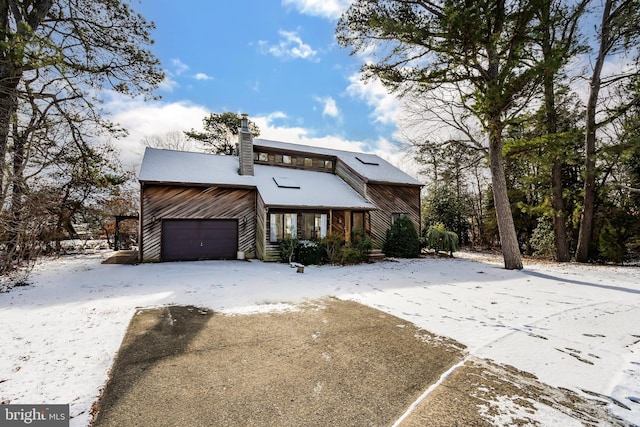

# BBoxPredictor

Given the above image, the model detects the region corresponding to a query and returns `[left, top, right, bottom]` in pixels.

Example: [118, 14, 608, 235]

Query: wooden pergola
[114, 214, 139, 251]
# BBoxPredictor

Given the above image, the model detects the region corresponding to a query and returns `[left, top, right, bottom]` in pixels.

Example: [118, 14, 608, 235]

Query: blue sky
[109, 0, 409, 170]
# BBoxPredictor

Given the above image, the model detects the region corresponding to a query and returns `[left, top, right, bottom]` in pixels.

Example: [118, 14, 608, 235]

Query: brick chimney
[238, 113, 254, 176]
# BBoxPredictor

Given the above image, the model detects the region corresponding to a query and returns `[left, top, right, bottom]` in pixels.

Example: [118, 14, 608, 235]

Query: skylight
[355, 156, 379, 166]
[273, 176, 300, 189]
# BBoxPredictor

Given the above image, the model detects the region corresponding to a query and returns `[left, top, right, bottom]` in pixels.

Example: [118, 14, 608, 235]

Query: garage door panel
[161, 219, 238, 261]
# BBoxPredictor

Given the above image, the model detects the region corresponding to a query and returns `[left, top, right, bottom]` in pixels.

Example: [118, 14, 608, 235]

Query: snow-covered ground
[0, 252, 638, 426]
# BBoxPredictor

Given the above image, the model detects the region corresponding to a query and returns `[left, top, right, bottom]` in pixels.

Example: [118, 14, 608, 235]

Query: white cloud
[281, 0, 352, 20]
[158, 75, 179, 93]
[103, 93, 208, 169]
[346, 72, 400, 125]
[101, 92, 420, 182]
[193, 72, 214, 81]
[259, 30, 319, 62]
[171, 58, 190, 75]
[252, 111, 419, 179]
[314, 96, 340, 118]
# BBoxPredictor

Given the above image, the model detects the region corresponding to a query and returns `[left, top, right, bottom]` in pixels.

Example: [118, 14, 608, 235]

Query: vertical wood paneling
[330, 211, 345, 236]
[141, 185, 256, 262]
[335, 160, 366, 197]
[255, 193, 267, 260]
[366, 184, 421, 248]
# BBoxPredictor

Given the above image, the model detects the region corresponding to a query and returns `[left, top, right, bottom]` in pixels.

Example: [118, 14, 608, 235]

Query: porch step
[368, 249, 385, 261]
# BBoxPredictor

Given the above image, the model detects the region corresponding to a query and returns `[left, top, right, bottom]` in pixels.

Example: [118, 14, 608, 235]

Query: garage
[161, 219, 239, 261]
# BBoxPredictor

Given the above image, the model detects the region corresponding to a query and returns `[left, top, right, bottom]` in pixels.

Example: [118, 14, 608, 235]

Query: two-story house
[137, 116, 422, 262]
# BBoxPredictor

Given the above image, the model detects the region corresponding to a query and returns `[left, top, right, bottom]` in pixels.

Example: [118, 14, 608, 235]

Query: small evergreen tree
[383, 216, 421, 258]
[424, 223, 459, 256]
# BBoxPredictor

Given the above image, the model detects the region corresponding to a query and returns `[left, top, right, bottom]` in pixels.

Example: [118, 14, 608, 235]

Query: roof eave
[138, 179, 257, 190]
[367, 180, 424, 187]
[264, 204, 377, 211]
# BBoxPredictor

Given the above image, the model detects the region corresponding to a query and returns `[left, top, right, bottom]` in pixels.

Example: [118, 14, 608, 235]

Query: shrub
[339, 246, 363, 264]
[280, 231, 373, 266]
[424, 222, 459, 256]
[350, 229, 372, 262]
[383, 216, 421, 258]
[422, 186, 471, 245]
[296, 240, 326, 265]
[323, 232, 346, 264]
[279, 238, 298, 263]
[320, 231, 372, 265]
[530, 217, 555, 258]
[598, 220, 626, 263]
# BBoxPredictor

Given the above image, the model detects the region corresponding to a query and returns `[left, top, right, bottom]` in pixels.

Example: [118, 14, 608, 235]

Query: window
[391, 213, 408, 225]
[352, 212, 364, 231]
[256, 152, 268, 162]
[304, 157, 313, 167]
[275, 154, 283, 163]
[322, 160, 333, 169]
[273, 176, 300, 189]
[283, 155, 292, 164]
[270, 213, 297, 242]
[301, 213, 327, 240]
[355, 156, 380, 166]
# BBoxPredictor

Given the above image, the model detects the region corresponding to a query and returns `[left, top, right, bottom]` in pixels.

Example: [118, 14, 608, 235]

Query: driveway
[91, 299, 625, 426]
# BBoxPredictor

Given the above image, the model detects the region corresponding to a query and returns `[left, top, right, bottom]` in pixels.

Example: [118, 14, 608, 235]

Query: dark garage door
[161, 219, 238, 261]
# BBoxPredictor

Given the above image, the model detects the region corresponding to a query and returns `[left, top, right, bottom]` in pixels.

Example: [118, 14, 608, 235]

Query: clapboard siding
[366, 184, 421, 248]
[335, 160, 366, 197]
[141, 185, 256, 262]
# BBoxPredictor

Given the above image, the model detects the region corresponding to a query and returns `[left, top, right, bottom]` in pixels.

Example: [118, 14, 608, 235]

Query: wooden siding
[330, 210, 346, 236]
[255, 193, 267, 260]
[141, 185, 256, 262]
[335, 160, 366, 197]
[366, 184, 421, 248]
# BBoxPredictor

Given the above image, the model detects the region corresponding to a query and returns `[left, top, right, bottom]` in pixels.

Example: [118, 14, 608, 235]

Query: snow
[138, 147, 254, 187]
[254, 138, 422, 186]
[0, 252, 639, 426]
[254, 164, 376, 209]
[137, 147, 376, 209]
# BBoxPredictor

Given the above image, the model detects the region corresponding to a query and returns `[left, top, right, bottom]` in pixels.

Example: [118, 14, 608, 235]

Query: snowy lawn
[0, 252, 638, 426]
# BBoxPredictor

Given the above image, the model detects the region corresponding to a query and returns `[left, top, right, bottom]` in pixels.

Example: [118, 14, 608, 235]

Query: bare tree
[141, 131, 201, 152]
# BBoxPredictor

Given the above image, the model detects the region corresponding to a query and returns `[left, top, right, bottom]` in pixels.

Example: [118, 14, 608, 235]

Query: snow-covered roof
[254, 164, 375, 209]
[138, 147, 376, 210]
[253, 139, 422, 186]
[138, 147, 254, 187]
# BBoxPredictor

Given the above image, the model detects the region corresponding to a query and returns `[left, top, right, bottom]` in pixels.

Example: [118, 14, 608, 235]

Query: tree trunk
[4, 132, 26, 270]
[488, 121, 523, 270]
[551, 160, 571, 261]
[0, 78, 20, 206]
[540, 0, 571, 262]
[576, 0, 612, 263]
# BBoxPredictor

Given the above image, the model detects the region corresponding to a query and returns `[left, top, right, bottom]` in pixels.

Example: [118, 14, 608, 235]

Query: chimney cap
[240, 113, 249, 131]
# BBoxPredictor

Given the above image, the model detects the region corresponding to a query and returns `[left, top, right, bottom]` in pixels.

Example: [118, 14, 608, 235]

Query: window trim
[301, 213, 328, 240]
[269, 213, 297, 243]
[391, 212, 408, 225]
